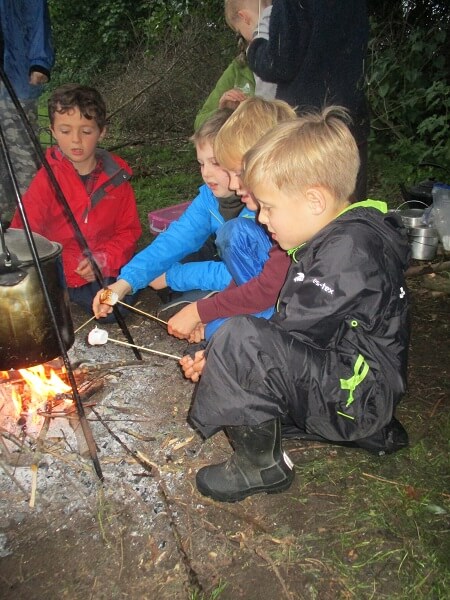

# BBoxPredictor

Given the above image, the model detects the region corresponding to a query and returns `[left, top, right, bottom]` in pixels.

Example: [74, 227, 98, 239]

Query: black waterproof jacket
[272, 200, 411, 440]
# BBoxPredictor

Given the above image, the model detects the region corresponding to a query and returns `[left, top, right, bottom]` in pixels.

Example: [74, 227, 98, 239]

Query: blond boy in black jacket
[182, 107, 410, 503]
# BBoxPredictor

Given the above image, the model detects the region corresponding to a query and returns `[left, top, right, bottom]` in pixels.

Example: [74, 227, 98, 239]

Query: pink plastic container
[148, 201, 191, 235]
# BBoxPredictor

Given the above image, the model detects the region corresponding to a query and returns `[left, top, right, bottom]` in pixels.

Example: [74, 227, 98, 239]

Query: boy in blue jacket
[93, 108, 265, 317]
[182, 107, 410, 503]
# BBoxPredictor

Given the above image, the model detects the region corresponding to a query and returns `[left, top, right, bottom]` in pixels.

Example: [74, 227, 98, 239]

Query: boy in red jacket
[11, 83, 142, 314]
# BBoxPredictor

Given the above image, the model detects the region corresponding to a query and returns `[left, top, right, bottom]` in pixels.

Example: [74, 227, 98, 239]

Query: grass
[290, 428, 450, 599]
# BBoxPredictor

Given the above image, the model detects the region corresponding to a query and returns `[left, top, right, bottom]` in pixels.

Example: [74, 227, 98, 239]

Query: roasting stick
[74, 304, 167, 336]
[74, 315, 96, 334]
[100, 288, 168, 326]
[108, 337, 181, 360]
[116, 300, 168, 325]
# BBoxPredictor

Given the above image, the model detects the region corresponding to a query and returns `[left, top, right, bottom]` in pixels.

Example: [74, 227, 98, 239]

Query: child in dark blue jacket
[246, 0, 370, 202]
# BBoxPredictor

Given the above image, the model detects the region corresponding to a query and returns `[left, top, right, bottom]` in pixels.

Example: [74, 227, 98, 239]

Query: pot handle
[393, 200, 429, 211]
[0, 269, 28, 286]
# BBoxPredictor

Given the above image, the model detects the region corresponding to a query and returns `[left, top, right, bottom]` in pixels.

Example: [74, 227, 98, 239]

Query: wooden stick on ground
[405, 259, 450, 278]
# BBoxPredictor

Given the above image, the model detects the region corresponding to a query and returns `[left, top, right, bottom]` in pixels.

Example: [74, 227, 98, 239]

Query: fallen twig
[91, 407, 204, 596]
[361, 472, 450, 499]
[29, 415, 51, 508]
[405, 260, 450, 278]
[0, 456, 30, 498]
[254, 546, 298, 600]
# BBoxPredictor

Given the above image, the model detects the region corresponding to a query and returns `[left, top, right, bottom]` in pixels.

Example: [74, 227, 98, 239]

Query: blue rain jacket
[0, 0, 54, 100]
[120, 184, 256, 293]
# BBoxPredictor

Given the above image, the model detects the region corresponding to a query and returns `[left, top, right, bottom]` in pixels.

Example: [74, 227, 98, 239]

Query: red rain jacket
[11, 146, 142, 287]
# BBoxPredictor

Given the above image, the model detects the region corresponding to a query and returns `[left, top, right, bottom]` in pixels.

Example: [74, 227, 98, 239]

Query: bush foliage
[47, 1, 449, 203]
[367, 17, 449, 195]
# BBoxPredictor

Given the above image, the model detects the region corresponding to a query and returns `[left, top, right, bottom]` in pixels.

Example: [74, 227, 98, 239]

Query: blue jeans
[205, 218, 273, 340]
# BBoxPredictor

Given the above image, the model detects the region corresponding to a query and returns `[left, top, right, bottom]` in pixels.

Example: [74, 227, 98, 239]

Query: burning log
[0, 362, 106, 464]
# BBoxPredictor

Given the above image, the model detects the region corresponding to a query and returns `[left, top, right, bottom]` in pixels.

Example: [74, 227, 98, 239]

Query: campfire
[1, 363, 73, 431]
[0, 360, 104, 463]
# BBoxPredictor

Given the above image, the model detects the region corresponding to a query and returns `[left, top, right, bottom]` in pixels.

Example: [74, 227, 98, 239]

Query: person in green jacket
[194, 36, 255, 131]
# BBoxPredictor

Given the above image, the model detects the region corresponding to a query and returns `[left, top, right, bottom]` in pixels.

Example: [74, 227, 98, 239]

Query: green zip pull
[340, 354, 370, 407]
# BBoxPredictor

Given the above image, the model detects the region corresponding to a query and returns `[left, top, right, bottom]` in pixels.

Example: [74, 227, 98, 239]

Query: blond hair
[225, 0, 271, 31]
[214, 96, 297, 169]
[242, 106, 359, 202]
[190, 107, 234, 146]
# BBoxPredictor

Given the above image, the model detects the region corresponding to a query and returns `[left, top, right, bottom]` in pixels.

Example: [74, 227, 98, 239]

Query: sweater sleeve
[197, 244, 290, 323]
[247, 0, 310, 84]
[119, 187, 220, 293]
[194, 60, 255, 130]
[166, 259, 232, 292]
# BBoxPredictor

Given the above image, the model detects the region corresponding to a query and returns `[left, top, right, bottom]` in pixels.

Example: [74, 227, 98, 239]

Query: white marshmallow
[88, 326, 109, 346]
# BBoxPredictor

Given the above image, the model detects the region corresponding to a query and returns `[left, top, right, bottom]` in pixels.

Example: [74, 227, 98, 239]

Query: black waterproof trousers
[189, 315, 395, 443]
[189, 316, 317, 439]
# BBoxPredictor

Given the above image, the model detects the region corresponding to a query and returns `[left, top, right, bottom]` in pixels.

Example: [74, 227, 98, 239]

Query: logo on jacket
[294, 272, 305, 282]
[313, 278, 334, 295]
[399, 286, 406, 299]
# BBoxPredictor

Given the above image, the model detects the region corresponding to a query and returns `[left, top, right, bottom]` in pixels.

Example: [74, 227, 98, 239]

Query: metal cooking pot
[408, 225, 439, 261]
[0, 228, 74, 370]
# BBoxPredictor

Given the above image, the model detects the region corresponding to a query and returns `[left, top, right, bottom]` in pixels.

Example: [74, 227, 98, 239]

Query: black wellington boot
[196, 418, 295, 503]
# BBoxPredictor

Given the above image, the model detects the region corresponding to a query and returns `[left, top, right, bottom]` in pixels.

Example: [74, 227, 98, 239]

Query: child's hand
[179, 350, 206, 382]
[74, 257, 96, 282]
[167, 302, 202, 340]
[219, 88, 248, 110]
[92, 279, 132, 318]
[188, 323, 205, 344]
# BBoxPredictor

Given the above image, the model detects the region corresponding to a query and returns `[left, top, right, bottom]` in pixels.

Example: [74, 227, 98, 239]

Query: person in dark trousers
[0, 0, 54, 224]
[181, 107, 410, 503]
[246, 0, 370, 203]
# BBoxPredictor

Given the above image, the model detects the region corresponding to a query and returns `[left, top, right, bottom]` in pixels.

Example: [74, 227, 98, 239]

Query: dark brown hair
[48, 83, 107, 130]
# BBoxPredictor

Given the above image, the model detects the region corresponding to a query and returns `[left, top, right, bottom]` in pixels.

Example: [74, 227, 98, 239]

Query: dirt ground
[0, 270, 449, 600]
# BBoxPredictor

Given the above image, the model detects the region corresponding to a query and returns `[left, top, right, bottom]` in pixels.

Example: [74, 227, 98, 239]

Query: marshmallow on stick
[86, 327, 181, 360]
[99, 288, 119, 306]
[88, 326, 109, 345]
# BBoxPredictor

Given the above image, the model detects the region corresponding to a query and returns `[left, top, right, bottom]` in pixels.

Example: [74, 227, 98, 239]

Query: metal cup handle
[394, 200, 429, 211]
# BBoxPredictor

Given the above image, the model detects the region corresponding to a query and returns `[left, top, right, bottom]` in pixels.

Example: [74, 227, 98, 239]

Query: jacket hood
[45, 146, 132, 176]
[337, 200, 411, 269]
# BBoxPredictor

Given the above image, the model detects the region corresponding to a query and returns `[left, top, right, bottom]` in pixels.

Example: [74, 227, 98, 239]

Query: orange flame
[1, 365, 72, 423]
